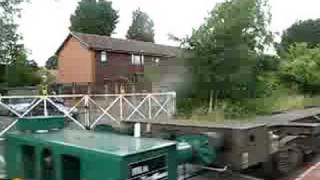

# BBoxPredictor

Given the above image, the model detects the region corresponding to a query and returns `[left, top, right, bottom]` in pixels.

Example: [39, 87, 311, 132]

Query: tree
[70, 0, 119, 36]
[0, 0, 24, 86]
[183, 0, 273, 111]
[45, 55, 58, 69]
[28, 59, 39, 70]
[126, 9, 155, 43]
[0, 0, 41, 87]
[280, 19, 320, 52]
[0, 0, 24, 65]
[280, 43, 320, 94]
[6, 47, 41, 87]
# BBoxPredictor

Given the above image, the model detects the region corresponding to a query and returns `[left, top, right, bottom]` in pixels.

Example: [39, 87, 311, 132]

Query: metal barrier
[0, 92, 176, 136]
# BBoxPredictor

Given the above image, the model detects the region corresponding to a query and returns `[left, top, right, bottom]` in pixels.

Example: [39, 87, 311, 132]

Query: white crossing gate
[0, 92, 176, 136]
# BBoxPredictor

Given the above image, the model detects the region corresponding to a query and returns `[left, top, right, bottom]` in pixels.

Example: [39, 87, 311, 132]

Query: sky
[17, 0, 320, 66]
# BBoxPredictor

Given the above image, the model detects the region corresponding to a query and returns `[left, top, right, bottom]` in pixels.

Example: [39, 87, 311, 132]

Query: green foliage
[280, 19, 320, 52]
[6, 49, 41, 87]
[0, 65, 5, 83]
[70, 0, 119, 36]
[256, 72, 281, 97]
[280, 43, 320, 93]
[0, 0, 41, 87]
[126, 8, 155, 42]
[176, 97, 203, 118]
[176, 1, 320, 119]
[45, 55, 58, 69]
[257, 54, 280, 72]
[0, 0, 24, 64]
[38, 68, 56, 85]
[184, 0, 273, 103]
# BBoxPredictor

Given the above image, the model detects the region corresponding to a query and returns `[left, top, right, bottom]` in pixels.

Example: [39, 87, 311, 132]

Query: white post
[134, 123, 141, 138]
[147, 94, 152, 133]
[44, 97, 48, 117]
[148, 94, 152, 119]
[120, 95, 123, 121]
[84, 95, 90, 128]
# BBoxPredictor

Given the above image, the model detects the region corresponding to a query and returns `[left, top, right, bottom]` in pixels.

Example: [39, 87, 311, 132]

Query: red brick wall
[58, 37, 96, 83]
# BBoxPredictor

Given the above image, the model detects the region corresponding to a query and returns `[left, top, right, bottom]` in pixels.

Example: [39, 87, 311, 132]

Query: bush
[176, 97, 201, 119]
[280, 43, 320, 94]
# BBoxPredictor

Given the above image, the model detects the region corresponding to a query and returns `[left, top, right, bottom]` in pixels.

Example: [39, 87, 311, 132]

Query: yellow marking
[13, 178, 23, 180]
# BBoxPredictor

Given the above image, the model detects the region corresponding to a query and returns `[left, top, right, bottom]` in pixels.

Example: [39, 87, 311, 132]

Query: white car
[7, 98, 79, 118]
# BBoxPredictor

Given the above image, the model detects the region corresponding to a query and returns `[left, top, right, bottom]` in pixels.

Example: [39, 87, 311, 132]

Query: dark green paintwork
[5, 129, 177, 180]
[176, 134, 217, 165]
[176, 142, 193, 164]
[16, 116, 65, 131]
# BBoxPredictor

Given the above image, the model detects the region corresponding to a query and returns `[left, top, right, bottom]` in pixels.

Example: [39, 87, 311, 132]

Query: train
[4, 107, 320, 180]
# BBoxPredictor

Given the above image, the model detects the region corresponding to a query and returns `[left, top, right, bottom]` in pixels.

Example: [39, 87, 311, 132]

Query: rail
[0, 92, 176, 136]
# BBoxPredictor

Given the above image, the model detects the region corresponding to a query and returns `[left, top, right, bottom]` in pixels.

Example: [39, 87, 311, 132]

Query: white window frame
[152, 57, 160, 64]
[131, 54, 144, 65]
[101, 51, 108, 63]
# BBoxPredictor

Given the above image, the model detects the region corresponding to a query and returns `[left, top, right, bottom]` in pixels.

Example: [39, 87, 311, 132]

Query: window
[42, 149, 55, 180]
[101, 51, 107, 63]
[152, 57, 160, 64]
[62, 155, 80, 180]
[131, 54, 144, 65]
[22, 145, 36, 179]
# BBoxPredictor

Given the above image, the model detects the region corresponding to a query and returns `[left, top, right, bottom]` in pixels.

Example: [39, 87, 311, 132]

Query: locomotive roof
[7, 129, 175, 156]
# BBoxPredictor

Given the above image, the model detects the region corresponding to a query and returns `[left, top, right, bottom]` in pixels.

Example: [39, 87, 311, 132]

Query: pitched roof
[57, 32, 181, 57]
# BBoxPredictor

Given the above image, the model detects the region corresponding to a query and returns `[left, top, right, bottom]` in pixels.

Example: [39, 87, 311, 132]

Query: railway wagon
[122, 108, 320, 179]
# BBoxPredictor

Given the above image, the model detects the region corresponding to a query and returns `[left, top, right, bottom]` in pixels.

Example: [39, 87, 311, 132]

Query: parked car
[7, 98, 79, 118]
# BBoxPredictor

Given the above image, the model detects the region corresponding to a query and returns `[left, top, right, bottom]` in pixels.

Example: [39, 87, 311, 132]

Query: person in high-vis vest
[40, 84, 48, 96]
[39, 75, 48, 96]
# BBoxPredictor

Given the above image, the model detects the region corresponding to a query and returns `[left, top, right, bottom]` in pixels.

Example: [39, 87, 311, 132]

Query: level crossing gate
[0, 92, 176, 137]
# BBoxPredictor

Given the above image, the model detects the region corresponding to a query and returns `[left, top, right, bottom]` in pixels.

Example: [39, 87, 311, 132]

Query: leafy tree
[280, 43, 320, 94]
[0, 0, 24, 65]
[183, 0, 273, 112]
[6, 47, 41, 87]
[0, 65, 5, 84]
[28, 59, 39, 70]
[45, 55, 58, 69]
[0, 0, 41, 87]
[126, 8, 155, 42]
[70, 0, 119, 36]
[280, 19, 320, 52]
[257, 54, 280, 72]
[0, 0, 25, 86]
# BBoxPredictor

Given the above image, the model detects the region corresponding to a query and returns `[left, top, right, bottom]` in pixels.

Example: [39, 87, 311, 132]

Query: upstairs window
[101, 51, 108, 63]
[152, 57, 160, 65]
[131, 54, 144, 65]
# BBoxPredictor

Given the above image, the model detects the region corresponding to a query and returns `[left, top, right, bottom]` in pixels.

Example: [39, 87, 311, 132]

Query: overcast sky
[17, 0, 320, 66]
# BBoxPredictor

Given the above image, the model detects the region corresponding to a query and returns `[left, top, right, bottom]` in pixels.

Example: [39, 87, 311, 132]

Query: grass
[262, 94, 320, 113]
[178, 94, 320, 122]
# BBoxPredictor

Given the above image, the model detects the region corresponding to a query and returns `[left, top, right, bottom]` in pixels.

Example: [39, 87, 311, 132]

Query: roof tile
[72, 32, 180, 57]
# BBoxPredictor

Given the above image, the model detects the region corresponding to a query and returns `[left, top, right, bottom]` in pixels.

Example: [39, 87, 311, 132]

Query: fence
[0, 92, 176, 137]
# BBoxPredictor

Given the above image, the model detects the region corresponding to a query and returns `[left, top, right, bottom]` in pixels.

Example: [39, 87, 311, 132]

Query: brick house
[56, 32, 185, 94]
